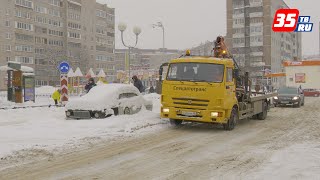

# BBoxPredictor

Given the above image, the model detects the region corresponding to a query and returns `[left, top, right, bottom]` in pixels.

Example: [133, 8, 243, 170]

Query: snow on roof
[21, 66, 34, 72]
[74, 67, 83, 77]
[0, 65, 34, 73]
[86, 68, 96, 78]
[97, 69, 106, 78]
[67, 67, 75, 77]
[66, 84, 140, 111]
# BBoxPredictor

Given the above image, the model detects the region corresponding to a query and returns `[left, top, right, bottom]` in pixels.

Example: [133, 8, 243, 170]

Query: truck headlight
[211, 112, 219, 117]
[274, 96, 278, 100]
[163, 108, 170, 113]
[292, 96, 299, 100]
[66, 111, 71, 117]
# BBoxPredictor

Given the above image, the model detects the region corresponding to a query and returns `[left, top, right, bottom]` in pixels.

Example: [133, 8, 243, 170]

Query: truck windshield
[166, 63, 224, 82]
[278, 88, 298, 94]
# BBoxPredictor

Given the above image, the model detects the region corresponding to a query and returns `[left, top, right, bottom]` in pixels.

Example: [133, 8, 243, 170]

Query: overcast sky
[97, 0, 319, 55]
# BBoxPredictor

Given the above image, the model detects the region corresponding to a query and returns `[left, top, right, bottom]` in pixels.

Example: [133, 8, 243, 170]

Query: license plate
[74, 111, 91, 119]
[181, 111, 197, 116]
[281, 101, 289, 104]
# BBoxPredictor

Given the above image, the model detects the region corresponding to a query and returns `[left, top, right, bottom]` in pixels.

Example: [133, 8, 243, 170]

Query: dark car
[273, 87, 304, 107]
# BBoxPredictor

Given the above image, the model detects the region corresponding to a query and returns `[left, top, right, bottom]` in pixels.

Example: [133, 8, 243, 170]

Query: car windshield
[278, 88, 298, 94]
[166, 63, 224, 82]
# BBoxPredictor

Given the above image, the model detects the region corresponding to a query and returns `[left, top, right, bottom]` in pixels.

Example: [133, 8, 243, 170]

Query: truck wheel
[223, 108, 238, 131]
[257, 101, 268, 120]
[169, 119, 183, 126]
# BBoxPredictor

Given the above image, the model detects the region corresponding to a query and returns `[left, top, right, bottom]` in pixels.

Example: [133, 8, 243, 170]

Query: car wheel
[94, 112, 106, 119]
[169, 119, 183, 126]
[124, 107, 131, 115]
[223, 108, 238, 131]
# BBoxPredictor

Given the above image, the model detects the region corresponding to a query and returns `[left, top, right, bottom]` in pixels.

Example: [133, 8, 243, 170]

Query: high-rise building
[0, 0, 115, 90]
[226, 0, 302, 86]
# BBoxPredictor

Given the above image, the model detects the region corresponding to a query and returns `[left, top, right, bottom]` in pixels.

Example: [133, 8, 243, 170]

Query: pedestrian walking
[149, 86, 155, 93]
[85, 78, 96, 93]
[132, 75, 144, 93]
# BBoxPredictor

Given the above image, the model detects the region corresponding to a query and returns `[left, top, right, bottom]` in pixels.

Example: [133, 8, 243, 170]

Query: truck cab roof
[170, 56, 235, 66]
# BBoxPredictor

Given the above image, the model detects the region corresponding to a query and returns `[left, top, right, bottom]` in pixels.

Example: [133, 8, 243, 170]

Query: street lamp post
[152, 22, 165, 49]
[118, 23, 142, 83]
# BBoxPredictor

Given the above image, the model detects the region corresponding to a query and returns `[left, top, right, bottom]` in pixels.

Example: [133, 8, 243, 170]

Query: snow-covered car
[65, 84, 153, 119]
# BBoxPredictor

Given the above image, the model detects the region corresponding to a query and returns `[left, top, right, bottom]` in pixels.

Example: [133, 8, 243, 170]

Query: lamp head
[118, 23, 127, 32]
[133, 26, 142, 36]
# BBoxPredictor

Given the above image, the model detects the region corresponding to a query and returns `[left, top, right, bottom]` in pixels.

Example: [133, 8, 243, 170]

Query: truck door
[225, 67, 236, 109]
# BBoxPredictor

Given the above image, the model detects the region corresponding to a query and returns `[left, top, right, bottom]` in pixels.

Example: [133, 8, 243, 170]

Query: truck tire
[170, 119, 183, 126]
[223, 108, 238, 131]
[257, 101, 268, 120]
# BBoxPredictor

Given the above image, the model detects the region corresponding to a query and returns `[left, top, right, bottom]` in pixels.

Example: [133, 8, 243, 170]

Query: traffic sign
[59, 61, 70, 74]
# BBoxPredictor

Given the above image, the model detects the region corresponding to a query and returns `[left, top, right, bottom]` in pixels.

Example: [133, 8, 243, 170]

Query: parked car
[65, 84, 153, 119]
[273, 87, 305, 107]
[303, 89, 320, 97]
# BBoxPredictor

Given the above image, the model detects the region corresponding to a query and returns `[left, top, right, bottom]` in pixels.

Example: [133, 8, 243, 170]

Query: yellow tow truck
[159, 36, 276, 130]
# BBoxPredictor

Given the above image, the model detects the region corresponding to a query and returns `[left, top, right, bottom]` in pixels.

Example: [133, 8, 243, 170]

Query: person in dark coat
[85, 78, 96, 93]
[149, 86, 155, 93]
[132, 75, 144, 93]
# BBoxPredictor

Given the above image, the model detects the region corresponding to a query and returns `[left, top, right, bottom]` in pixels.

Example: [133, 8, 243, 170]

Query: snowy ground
[0, 93, 164, 168]
[0, 96, 320, 179]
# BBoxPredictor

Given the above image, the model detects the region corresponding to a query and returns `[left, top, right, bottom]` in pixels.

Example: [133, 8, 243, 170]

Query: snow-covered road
[1, 97, 320, 179]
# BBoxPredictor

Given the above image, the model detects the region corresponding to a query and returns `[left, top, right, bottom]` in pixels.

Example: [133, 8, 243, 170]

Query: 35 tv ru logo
[272, 9, 313, 32]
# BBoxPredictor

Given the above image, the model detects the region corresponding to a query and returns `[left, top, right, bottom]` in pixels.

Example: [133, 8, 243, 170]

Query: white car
[65, 84, 153, 119]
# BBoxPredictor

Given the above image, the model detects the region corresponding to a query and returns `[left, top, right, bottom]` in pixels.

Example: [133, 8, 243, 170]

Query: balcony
[250, 12, 263, 18]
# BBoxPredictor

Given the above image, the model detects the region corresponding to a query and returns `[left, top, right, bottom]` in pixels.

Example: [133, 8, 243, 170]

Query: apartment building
[226, 0, 302, 86]
[115, 48, 181, 71]
[0, 0, 115, 90]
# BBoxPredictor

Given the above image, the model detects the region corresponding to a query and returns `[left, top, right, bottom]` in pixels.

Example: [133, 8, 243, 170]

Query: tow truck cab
[160, 57, 238, 125]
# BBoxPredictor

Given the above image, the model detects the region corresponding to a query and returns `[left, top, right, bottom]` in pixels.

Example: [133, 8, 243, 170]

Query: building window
[5, 33, 11, 39]
[68, 22, 81, 30]
[15, 10, 31, 19]
[15, 21, 33, 31]
[68, 12, 80, 21]
[35, 6, 47, 14]
[250, 36, 263, 43]
[250, 26, 262, 33]
[35, 16, 47, 24]
[96, 26, 106, 35]
[5, 20, 10, 27]
[48, 29, 64, 37]
[35, 37, 48, 44]
[16, 45, 33, 52]
[6, 57, 11, 62]
[48, 9, 60, 17]
[48, 19, 63, 27]
[16, 33, 34, 42]
[35, 48, 45, 54]
[68, 32, 81, 39]
[49, 0, 61, 7]
[233, 18, 244, 25]
[36, 80, 48, 86]
[15, 56, 34, 64]
[96, 10, 107, 18]
[48, 39, 63, 46]
[96, 55, 113, 61]
[15, 0, 33, 9]
[5, 45, 11, 51]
